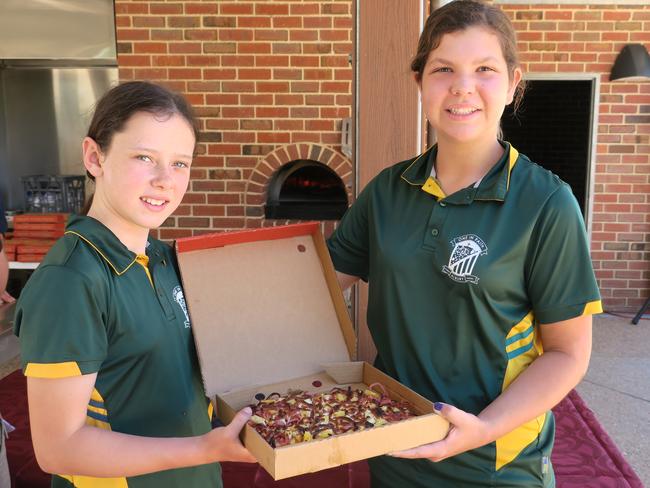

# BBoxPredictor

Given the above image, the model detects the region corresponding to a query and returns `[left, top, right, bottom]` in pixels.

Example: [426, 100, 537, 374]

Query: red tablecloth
[0, 370, 642, 488]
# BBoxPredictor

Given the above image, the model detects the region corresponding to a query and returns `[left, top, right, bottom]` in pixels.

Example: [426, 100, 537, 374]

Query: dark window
[502, 79, 593, 218]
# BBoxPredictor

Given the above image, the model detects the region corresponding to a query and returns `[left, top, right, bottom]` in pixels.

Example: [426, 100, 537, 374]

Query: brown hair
[412, 0, 525, 112]
[82, 81, 199, 214]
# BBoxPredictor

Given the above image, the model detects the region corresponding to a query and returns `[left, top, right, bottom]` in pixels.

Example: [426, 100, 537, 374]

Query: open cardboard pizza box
[175, 223, 449, 480]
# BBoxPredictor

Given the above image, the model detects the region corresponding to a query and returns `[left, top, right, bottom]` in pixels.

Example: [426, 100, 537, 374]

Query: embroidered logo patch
[172, 286, 191, 328]
[442, 234, 487, 284]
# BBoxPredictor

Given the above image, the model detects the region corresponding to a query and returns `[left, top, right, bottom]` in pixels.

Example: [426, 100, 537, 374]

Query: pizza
[248, 383, 415, 447]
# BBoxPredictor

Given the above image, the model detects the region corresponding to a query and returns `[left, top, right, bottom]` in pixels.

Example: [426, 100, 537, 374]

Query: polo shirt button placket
[156, 287, 176, 319]
[431, 228, 439, 237]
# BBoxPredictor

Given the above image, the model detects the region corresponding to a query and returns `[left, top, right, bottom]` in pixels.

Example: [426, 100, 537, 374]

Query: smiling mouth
[447, 107, 479, 115]
[140, 197, 168, 207]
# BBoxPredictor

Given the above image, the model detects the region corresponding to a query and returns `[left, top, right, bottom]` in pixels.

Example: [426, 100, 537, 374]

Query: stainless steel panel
[0, 67, 118, 210]
[0, 0, 116, 62]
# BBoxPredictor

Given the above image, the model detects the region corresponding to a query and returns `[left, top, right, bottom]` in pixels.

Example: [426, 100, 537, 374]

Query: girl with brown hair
[328, 1, 601, 486]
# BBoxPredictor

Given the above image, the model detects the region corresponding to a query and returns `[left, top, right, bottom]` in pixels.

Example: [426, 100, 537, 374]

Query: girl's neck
[87, 201, 149, 256]
[434, 138, 505, 195]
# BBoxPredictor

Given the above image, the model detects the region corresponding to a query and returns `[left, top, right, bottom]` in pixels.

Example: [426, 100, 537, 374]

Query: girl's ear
[413, 71, 423, 91]
[82, 137, 104, 178]
[506, 67, 523, 105]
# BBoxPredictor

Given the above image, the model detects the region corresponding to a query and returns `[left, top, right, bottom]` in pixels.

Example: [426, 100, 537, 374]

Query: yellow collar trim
[506, 146, 519, 191]
[65, 230, 138, 276]
[400, 146, 434, 186]
[401, 144, 518, 200]
[135, 254, 154, 287]
[422, 177, 446, 199]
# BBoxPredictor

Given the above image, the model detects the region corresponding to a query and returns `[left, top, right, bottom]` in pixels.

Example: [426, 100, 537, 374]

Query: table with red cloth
[0, 370, 642, 488]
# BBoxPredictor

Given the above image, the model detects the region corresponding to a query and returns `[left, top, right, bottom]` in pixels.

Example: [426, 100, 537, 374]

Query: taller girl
[328, 1, 602, 486]
[15, 81, 254, 488]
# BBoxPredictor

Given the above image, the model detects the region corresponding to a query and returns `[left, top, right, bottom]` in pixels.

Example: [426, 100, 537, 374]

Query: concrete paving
[576, 313, 650, 486]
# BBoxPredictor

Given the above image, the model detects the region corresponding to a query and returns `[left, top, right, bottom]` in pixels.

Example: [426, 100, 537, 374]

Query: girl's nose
[152, 165, 173, 189]
[450, 75, 474, 96]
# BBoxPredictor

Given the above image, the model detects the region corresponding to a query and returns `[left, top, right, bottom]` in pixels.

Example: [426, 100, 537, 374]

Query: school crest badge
[172, 286, 191, 328]
[442, 234, 487, 284]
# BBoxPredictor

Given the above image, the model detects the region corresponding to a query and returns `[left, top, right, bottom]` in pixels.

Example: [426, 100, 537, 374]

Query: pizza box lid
[175, 222, 356, 397]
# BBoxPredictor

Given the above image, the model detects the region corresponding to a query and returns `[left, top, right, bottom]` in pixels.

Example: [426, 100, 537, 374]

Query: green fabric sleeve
[327, 180, 373, 281]
[14, 265, 108, 375]
[525, 184, 601, 324]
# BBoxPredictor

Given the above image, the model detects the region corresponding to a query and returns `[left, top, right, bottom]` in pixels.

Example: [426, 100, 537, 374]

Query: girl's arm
[392, 313, 592, 461]
[336, 271, 360, 291]
[28, 373, 256, 477]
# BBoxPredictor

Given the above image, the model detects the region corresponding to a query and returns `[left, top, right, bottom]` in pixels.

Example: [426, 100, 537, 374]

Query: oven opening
[265, 159, 348, 220]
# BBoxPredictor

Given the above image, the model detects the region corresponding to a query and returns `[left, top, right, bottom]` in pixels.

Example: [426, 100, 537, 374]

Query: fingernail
[434, 402, 443, 412]
[243, 407, 252, 415]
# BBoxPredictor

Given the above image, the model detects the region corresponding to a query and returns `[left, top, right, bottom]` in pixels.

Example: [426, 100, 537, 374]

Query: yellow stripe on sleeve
[582, 300, 603, 316]
[59, 474, 128, 488]
[25, 362, 82, 378]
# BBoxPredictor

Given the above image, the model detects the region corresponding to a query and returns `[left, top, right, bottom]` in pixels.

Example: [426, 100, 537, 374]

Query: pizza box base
[175, 223, 449, 480]
[216, 361, 449, 481]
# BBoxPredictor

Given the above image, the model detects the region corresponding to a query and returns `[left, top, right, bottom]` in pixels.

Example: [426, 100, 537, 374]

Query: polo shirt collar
[65, 215, 140, 275]
[400, 146, 436, 187]
[400, 142, 519, 203]
[473, 142, 519, 202]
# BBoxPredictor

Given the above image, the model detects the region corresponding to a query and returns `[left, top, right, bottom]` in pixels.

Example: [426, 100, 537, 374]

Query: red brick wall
[115, 1, 649, 312]
[115, 0, 353, 237]
[500, 4, 650, 312]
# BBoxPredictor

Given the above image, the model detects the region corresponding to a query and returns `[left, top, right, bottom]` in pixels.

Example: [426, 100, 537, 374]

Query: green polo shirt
[327, 143, 602, 488]
[14, 215, 221, 488]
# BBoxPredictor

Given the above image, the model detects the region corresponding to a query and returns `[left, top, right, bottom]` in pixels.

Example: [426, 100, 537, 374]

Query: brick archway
[244, 143, 353, 231]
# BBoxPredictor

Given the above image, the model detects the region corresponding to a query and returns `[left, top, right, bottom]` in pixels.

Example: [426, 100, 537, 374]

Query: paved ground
[576, 313, 650, 486]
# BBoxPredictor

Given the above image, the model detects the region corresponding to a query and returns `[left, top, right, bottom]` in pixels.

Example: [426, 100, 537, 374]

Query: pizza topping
[248, 384, 416, 447]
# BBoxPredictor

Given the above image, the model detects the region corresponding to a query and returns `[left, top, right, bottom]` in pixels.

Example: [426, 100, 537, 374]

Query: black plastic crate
[21, 175, 86, 213]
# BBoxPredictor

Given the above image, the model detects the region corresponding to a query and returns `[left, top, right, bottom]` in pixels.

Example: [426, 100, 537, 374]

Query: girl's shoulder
[36, 233, 114, 285]
[510, 152, 573, 205]
[17, 234, 111, 316]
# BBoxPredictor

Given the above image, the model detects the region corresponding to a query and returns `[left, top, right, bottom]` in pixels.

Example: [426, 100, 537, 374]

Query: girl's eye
[432, 67, 452, 73]
[477, 66, 495, 72]
[136, 155, 152, 163]
[173, 161, 190, 169]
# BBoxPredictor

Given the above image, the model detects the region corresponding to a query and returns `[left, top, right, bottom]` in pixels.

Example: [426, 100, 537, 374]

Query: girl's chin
[132, 213, 174, 232]
[438, 130, 496, 146]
